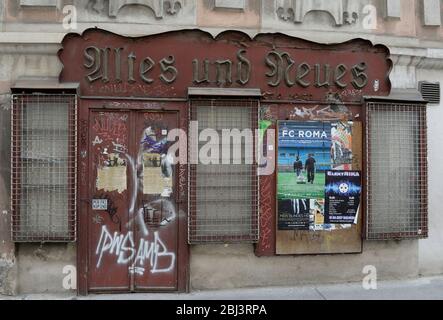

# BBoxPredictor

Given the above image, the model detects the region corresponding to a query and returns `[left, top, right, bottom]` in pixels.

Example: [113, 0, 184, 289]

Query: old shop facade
[7, 27, 430, 295]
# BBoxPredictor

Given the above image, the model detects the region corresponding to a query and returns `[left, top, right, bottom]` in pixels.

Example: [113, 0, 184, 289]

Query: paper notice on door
[96, 166, 127, 193]
[142, 153, 173, 196]
[96, 153, 127, 193]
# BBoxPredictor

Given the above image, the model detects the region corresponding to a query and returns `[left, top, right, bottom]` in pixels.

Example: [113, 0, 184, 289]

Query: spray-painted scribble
[340, 88, 363, 98]
[129, 266, 145, 276]
[93, 136, 103, 146]
[110, 144, 137, 216]
[95, 225, 176, 275]
[92, 214, 104, 225]
[93, 113, 128, 142]
[144, 112, 164, 121]
[290, 105, 351, 121]
[141, 127, 169, 154]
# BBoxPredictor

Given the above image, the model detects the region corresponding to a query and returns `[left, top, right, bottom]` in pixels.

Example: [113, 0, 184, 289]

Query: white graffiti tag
[95, 225, 176, 274]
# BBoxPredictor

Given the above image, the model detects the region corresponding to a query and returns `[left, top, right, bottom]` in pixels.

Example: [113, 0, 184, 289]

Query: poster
[324, 170, 361, 224]
[142, 153, 173, 197]
[311, 199, 325, 231]
[277, 121, 332, 231]
[278, 199, 310, 230]
[96, 153, 127, 193]
[331, 122, 353, 170]
[277, 121, 331, 200]
[277, 121, 359, 232]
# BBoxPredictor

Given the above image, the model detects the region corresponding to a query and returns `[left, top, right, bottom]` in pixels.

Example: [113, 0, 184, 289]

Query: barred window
[11, 94, 77, 242]
[365, 101, 428, 240]
[189, 99, 259, 243]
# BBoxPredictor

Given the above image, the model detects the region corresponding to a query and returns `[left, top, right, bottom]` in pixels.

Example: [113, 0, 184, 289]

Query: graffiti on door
[95, 225, 176, 275]
[92, 112, 178, 278]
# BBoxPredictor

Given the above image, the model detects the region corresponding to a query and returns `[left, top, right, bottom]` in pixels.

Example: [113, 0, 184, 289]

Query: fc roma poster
[277, 121, 359, 231]
[277, 121, 331, 231]
[277, 121, 332, 200]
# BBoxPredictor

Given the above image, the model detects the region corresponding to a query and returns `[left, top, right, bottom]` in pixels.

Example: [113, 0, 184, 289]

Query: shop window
[365, 101, 428, 240]
[11, 94, 77, 242]
[189, 99, 259, 243]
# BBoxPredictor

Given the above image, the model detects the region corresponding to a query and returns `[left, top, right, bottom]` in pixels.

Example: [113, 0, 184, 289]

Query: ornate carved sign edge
[58, 28, 392, 102]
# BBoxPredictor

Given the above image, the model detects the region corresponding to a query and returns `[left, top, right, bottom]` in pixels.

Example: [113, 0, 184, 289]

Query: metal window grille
[366, 102, 428, 240]
[11, 94, 77, 242]
[189, 99, 259, 243]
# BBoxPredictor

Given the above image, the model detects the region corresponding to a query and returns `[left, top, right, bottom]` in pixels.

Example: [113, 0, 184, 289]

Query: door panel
[134, 112, 178, 290]
[87, 109, 179, 292]
[88, 111, 131, 291]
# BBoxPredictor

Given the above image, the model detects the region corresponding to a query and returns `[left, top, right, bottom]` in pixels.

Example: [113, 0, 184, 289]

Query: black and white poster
[278, 199, 310, 230]
[324, 171, 362, 224]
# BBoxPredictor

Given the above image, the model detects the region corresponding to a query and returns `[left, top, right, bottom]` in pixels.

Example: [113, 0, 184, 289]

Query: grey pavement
[1, 276, 443, 300]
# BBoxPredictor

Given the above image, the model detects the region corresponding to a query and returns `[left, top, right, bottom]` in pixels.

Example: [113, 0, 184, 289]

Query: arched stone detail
[108, 0, 183, 18]
[277, 0, 344, 25]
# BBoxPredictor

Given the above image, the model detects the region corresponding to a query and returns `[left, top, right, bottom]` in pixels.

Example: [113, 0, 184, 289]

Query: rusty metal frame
[188, 98, 260, 244]
[364, 98, 428, 240]
[11, 94, 77, 242]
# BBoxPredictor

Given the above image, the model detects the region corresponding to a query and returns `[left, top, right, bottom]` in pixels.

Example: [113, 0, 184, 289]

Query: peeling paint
[33, 247, 48, 262]
[0, 252, 15, 267]
[0, 94, 11, 111]
[0, 251, 17, 296]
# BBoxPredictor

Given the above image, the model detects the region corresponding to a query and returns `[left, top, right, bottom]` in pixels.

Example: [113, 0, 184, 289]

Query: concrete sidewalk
[1, 276, 443, 300]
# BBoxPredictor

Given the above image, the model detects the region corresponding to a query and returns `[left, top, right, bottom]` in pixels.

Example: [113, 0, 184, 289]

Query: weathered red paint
[88, 110, 131, 291]
[59, 29, 391, 102]
[77, 101, 189, 294]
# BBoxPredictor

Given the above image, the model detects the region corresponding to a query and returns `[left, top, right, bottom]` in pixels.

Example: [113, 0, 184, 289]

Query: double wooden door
[86, 109, 180, 292]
